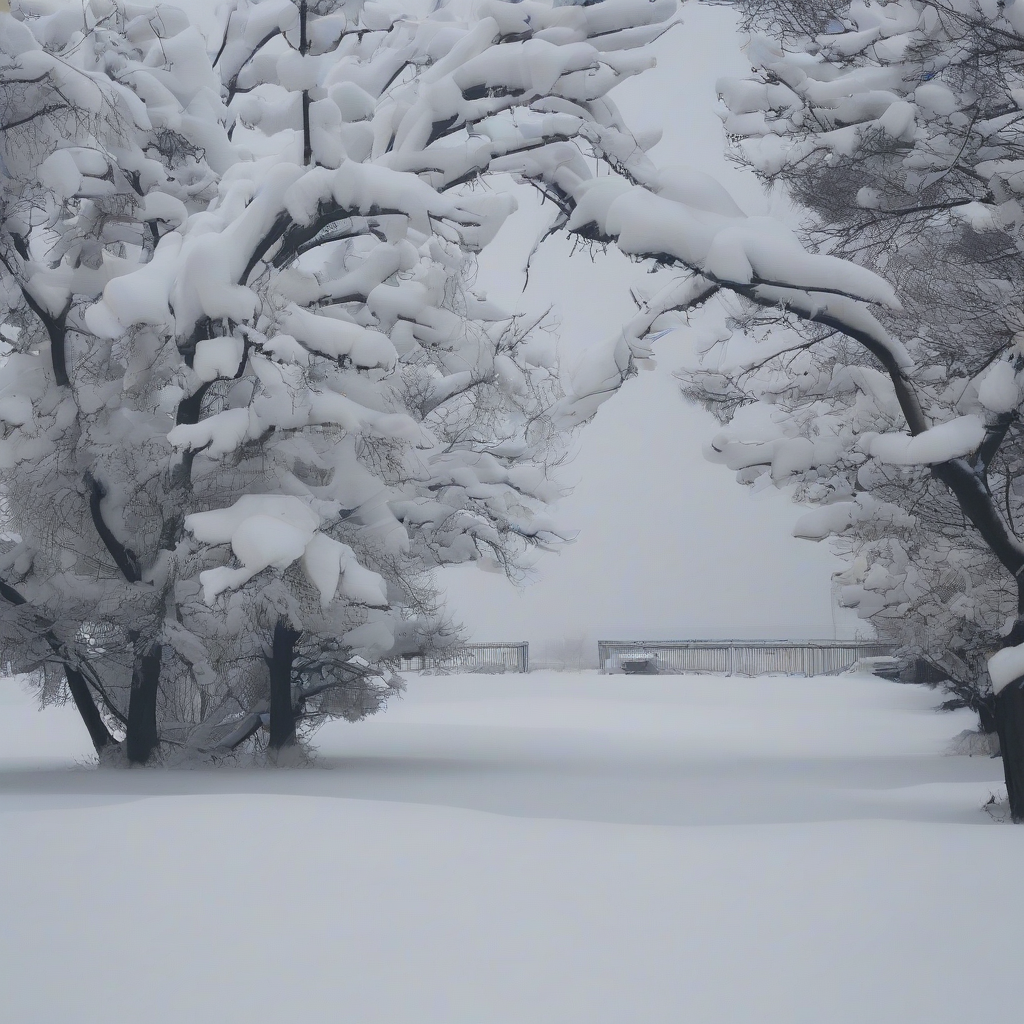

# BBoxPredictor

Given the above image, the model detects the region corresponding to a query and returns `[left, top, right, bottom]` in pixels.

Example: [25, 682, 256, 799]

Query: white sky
[136, 0, 862, 649]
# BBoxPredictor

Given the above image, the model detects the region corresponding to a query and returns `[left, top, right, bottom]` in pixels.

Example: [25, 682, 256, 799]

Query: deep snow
[2, 671, 1020, 1023]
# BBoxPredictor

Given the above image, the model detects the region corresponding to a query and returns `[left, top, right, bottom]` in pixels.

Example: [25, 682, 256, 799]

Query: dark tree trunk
[268, 621, 301, 751]
[300, 2, 312, 166]
[126, 642, 162, 765]
[993, 614, 1024, 820]
[302, 92, 312, 166]
[65, 666, 115, 754]
[995, 679, 1024, 821]
[977, 693, 998, 735]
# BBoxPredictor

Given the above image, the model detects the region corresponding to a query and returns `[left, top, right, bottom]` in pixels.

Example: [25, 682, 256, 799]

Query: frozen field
[1, 671, 1021, 1023]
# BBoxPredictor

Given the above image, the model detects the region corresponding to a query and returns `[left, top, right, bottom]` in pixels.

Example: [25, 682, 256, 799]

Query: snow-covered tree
[0, 0, 694, 763]
[3, 0, 935, 772]
[0, 0, 195, 755]
[665, 0, 1024, 815]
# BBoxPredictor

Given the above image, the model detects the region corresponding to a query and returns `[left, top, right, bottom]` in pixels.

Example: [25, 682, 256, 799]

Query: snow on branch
[860, 417, 987, 466]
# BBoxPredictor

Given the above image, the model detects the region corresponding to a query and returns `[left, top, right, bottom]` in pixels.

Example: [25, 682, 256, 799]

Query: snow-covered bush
[669, 0, 1024, 813]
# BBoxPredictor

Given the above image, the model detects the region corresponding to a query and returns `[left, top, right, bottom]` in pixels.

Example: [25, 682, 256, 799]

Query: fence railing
[598, 640, 896, 677]
[388, 642, 529, 674]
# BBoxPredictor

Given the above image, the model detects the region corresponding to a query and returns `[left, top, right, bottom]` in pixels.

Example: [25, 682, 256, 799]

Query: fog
[439, 5, 863, 652]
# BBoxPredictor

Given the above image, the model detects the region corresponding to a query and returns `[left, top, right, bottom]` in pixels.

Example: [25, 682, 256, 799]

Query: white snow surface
[989, 644, 1024, 695]
[1, 670, 1019, 1024]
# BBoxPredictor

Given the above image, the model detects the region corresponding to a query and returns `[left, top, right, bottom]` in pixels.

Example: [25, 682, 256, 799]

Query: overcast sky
[439, 4, 862, 650]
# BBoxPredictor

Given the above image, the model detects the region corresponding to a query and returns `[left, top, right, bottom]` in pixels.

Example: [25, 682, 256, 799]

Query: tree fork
[17, 283, 71, 388]
[126, 642, 162, 765]
[268, 621, 301, 751]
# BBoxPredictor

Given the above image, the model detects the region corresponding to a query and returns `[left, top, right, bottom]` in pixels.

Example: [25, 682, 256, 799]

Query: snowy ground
[2, 671, 1021, 1023]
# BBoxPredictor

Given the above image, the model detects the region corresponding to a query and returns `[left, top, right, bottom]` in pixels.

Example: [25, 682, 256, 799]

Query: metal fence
[389, 642, 529, 674]
[598, 640, 896, 677]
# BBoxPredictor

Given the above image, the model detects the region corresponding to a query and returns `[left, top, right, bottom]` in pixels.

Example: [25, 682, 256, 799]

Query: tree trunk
[268, 621, 300, 751]
[126, 642, 162, 765]
[300, 2, 311, 166]
[977, 693, 998, 735]
[302, 92, 312, 166]
[65, 666, 114, 754]
[995, 680, 1024, 821]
